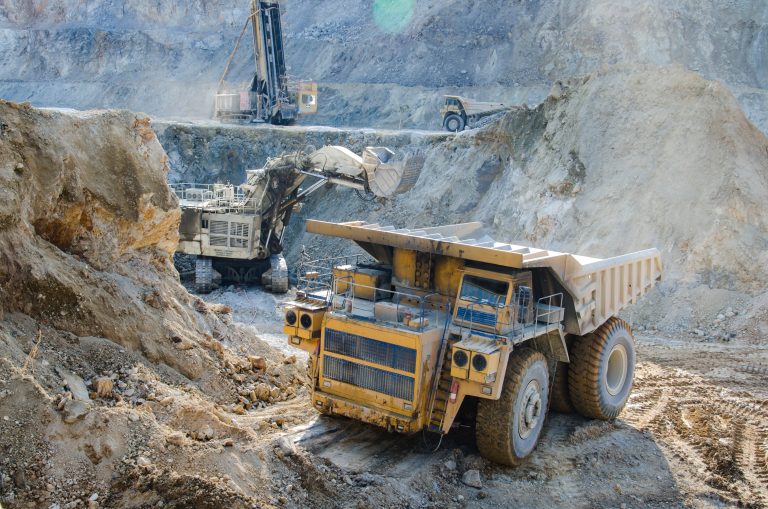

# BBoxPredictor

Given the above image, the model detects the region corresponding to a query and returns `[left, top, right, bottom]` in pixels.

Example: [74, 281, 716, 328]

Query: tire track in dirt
[625, 361, 768, 507]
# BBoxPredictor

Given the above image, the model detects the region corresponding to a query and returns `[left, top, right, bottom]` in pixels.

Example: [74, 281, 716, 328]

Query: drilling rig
[215, 0, 317, 124]
[170, 146, 420, 293]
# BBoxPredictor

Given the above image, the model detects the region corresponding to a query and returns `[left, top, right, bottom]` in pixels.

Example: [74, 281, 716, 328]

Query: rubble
[0, 102, 309, 507]
[0, 3, 766, 506]
[90, 377, 113, 399]
[61, 399, 90, 424]
[461, 469, 483, 489]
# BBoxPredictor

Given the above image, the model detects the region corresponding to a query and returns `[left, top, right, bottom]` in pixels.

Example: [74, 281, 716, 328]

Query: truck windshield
[459, 275, 509, 307]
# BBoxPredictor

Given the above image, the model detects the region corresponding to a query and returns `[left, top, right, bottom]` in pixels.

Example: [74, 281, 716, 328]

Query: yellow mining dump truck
[284, 221, 662, 465]
[441, 95, 509, 131]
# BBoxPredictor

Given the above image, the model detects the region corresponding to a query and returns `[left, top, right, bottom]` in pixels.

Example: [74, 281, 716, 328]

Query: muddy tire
[568, 317, 636, 420]
[476, 349, 549, 466]
[550, 361, 574, 413]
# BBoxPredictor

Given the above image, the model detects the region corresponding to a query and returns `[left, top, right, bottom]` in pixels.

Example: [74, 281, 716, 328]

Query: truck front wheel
[476, 349, 549, 466]
[568, 317, 636, 420]
[443, 114, 465, 132]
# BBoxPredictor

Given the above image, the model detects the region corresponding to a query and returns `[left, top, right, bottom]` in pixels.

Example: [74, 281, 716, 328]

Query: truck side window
[459, 275, 509, 307]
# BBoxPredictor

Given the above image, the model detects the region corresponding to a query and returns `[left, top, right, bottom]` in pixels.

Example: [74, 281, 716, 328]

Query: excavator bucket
[364, 148, 424, 197]
[307, 146, 422, 198]
[394, 153, 425, 194]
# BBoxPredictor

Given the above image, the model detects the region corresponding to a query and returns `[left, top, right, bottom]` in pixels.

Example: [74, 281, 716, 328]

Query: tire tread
[568, 317, 631, 420]
[476, 349, 547, 466]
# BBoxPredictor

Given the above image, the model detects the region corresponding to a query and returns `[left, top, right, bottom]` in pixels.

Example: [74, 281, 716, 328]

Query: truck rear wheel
[568, 318, 635, 420]
[476, 349, 549, 466]
[443, 114, 465, 132]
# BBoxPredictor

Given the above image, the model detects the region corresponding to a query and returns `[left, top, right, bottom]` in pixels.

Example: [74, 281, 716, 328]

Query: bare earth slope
[279, 66, 768, 335]
[0, 101, 309, 508]
[1, 87, 767, 507]
[1, 1, 767, 131]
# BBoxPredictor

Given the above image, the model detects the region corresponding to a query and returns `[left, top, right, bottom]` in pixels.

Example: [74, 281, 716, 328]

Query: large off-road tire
[443, 113, 465, 132]
[568, 317, 636, 420]
[476, 349, 549, 466]
[550, 361, 574, 413]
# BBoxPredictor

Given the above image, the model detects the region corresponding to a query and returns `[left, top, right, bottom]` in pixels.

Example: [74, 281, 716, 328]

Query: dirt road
[196, 287, 767, 508]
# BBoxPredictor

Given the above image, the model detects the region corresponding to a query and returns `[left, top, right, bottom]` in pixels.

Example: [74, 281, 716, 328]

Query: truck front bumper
[311, 390, 421, 434]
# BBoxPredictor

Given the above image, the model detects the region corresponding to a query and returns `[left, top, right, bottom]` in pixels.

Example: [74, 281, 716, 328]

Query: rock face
[0, 101, 308, 507]
[0, 101, 208, 378]
[252, 66, 767, 331]
[160, 65, 768, 307]
[154, 120, 446, 185]
[0, 1, 767, 132]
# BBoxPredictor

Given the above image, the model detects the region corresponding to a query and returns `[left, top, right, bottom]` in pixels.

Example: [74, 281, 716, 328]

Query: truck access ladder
[426, 335, 456, 433]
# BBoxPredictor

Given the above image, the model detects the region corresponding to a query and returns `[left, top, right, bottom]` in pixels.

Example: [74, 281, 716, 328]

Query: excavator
[170, 146, 421, 293]
[215, 0, 317, 124]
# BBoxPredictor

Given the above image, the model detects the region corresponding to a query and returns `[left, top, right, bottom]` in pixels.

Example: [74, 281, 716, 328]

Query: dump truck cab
[440, 96, 467, 131]
[285, 220, 662, 465]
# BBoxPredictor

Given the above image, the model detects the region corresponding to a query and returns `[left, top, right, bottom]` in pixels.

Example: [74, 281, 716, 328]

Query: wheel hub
[605, 343, 628, 396]
[518, 380, 542, 439]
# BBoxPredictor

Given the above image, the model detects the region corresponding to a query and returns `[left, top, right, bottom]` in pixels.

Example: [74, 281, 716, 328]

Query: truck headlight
[300, 313, 313, 329]
[472, 353, 487, 372]
[453, 349, 469, 368]
[285, 310, 297, 325]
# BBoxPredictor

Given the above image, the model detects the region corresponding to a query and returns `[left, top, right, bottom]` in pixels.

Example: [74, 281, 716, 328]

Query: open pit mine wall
[1, 1, 767, 133]
[153, 122, 451, 185]
[0, 100, 252, 388]
[156, 67, 768, 333]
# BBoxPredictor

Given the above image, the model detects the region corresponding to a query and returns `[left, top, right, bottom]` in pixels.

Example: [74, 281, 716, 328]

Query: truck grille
[456, 307, 496, 327]
[324, 329, 416, 373]
[323, 356, 414, 401]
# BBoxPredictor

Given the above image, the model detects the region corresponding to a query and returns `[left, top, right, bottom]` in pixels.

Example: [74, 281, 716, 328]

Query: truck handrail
[296, 254, 373, 289]
[330, 279, 446, 332]
[169, 182, 259, 214]
[454, 291, 565, 341]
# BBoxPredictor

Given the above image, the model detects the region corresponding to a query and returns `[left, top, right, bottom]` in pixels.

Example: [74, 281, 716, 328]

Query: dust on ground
[190, 286, 768, 509]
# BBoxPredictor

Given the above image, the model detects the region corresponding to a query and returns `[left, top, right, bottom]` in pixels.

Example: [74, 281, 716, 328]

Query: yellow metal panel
[332, 266, 384, 300]
[296, 328, 319, 340]
[297, 309, 325, 333]
[468, 351, 501, 384]
[306, 220, 524, 268]
[312, 391, 423, 433]
[434, 256, 463, 297]
[324, 316, 419, 350]
[450, 364, 469, 380]
[289, 337, 319, 355]
[392, 248, 417, 287]
[318, 316, 440, 416]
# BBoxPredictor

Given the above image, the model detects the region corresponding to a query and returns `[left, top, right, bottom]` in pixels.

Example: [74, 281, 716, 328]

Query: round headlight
[453, 349, 469, 368]
[472, 354, 487, 372]
[285, 310, 297, 325]
[300, 313, 313, 329]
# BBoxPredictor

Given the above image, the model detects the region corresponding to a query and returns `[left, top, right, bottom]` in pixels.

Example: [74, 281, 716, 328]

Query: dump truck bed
[305, 220, 662, 336]
[449, 96, 508, 116]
